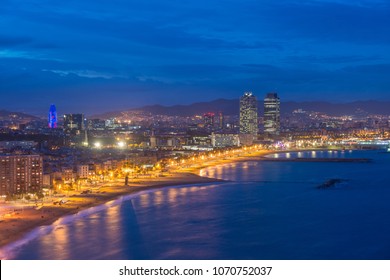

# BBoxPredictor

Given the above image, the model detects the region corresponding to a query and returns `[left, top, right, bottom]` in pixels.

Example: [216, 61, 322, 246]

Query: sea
[2, 149, 390, 260]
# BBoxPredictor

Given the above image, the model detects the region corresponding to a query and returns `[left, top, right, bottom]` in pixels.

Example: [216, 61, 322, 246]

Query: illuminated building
[203, 112, 215, 130]
[0, 154, 43, 196]
[0, 141, 37, 150]
[264, 93, 280, 135]
[239, 92, 258, 135]
[63, 113, 85, 134]
[48, 104, 57, 128]
[77, 165, 89, 179]
[218, 112, 225, 129]
[87, 119, 106, 130]
[61, 168, 74, 184]
[211, 133, 240, 147]
[105, 118, 121, 129]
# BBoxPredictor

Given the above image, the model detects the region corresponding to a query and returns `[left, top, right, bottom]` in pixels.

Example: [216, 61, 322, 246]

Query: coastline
[0, 173, 223, 252]
[0, 147, 370, 255]
[260, 149, 372, 163]
[261, 157, 371, 163]
[0, 149, 273, 253]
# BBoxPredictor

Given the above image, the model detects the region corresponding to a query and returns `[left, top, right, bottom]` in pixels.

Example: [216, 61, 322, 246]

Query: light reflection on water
[266, 150, 357, 159]
[4, 150, 390, 260]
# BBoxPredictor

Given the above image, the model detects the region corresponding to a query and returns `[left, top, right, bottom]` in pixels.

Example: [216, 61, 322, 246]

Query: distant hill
[281, 100, 390, 116]
[93, 99, 390, 118]
[138, 99, 239, 116]
[0, 110, 40, 120]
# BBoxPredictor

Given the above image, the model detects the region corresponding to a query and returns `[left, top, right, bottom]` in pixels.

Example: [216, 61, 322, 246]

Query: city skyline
[2, 0, 390, 265]
[4, 97, 390, 119]
[1, 0, 389, 115]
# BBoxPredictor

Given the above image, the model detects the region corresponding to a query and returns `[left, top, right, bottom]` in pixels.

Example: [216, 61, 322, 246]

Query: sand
[0, 149, 275, 253]
[0, 173, 225, 251]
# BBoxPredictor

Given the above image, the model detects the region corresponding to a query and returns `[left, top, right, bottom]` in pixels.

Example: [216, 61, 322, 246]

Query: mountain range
[93, 99, 390, 118]
[2, 99, 390, 120]
[0, 110, 40, 120]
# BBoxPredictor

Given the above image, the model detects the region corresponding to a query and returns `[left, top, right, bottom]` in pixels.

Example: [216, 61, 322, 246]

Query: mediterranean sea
[5, 150, 390, 259]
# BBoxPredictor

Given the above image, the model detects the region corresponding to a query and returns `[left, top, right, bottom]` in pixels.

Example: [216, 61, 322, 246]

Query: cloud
[283, 55, 382, 64]
[0, 0, 389, 113]
[42, 69, 127, 79]
[0, 49, 36, 59]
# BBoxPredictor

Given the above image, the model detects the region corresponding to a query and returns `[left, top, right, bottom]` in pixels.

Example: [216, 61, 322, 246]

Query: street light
[94, 142, 102, 148]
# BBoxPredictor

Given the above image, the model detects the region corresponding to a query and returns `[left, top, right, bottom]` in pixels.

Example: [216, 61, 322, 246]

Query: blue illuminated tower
[48, 104, 57, 128]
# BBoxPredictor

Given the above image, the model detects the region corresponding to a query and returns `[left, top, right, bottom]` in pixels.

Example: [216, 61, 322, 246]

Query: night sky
[1, 0, 389, 115]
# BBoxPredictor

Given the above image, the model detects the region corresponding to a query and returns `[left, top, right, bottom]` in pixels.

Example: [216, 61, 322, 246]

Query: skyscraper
[264, 93, 280, 135]
[203, 112, 215, 131]
[218, 112, 224, 130]
[48, 104, 57, 128]
[239, 92, 258, 135]
[63, 114, 85, 134]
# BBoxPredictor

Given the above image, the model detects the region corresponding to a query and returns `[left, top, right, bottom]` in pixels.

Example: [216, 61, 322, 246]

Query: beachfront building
[77, 165, 89, 179]
[0, 154, 43, 196]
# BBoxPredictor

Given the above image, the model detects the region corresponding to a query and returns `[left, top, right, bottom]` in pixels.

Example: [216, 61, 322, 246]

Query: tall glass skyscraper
[48, 104, 57, 128]
[264, 93, 280, 135]
[239, 92, 258, 135]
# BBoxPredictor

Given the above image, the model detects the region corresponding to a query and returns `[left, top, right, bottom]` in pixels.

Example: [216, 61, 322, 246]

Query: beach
[0, 173, 224, 250]
[0, 149, 272, 251]
[1, 147, 364, 253]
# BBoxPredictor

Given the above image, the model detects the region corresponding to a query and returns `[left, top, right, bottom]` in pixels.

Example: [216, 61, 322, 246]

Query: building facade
[203, 113, 215, 131]
[0, 154, 43, 196]
[239, 92, 258, 135]
[77, 165, 89, 179]
[211, 133, 240, 147]
[0, 141, 37, 151]
[63, 113, 85, 134]
[264, 93, 281, 135]
[218, 112, 225, 130]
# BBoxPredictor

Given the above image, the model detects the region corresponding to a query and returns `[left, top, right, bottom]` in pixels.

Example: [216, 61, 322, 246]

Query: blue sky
[0, 0, 389, 115]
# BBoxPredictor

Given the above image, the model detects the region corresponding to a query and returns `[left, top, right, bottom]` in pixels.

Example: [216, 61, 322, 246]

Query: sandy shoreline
[0, 173, 224, 252]
[0, 149, 273, 253]
[0, 147, 362, 255]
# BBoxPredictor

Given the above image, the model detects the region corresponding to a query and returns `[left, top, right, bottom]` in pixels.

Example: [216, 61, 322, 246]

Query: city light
[94, 142, 102, 148]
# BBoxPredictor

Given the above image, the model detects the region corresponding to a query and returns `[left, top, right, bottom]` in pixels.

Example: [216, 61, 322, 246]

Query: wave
[0, 188, 163, 260]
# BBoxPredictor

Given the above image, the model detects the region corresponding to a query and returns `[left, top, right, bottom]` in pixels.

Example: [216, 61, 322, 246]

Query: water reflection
[106, 205, 121, 249]
[8, 150, 390, 260]
[139, 193, 151, 208]
[40, 225, 70, 259]
[154, 191, 164, 205]
[168, 188, 178, 203]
